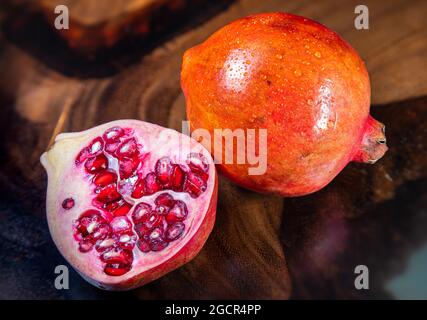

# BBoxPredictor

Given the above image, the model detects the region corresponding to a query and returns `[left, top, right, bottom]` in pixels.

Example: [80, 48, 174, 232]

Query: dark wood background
[0, 0, 426, 299]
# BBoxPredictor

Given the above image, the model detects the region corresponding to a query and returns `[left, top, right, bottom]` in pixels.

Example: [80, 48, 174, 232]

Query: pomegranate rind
[41, 119, 217, 290]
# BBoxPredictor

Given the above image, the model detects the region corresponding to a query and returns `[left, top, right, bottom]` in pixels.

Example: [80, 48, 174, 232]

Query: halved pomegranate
[40, 120, 217, 290]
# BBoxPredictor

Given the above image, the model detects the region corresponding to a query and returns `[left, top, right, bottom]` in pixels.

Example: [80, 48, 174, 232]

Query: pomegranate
[181, 12, 388, 196]
[40, 120, 217, 290]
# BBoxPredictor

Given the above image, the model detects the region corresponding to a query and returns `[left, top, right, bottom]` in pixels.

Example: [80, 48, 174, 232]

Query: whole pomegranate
[40, 120, 217, 290]
[181, 12, 387, 196]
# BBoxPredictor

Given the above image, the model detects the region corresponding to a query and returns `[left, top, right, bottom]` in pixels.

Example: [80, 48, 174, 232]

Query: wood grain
[0, 0, 426, 299]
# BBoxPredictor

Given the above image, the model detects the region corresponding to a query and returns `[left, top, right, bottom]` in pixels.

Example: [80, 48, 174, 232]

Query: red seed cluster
[70, 126, 210, 277]
[132, 194, 188, 253]
[132, 155, 209, 199]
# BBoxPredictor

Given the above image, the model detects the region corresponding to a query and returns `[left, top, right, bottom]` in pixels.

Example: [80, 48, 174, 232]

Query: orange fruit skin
[181, 12, 386, 196]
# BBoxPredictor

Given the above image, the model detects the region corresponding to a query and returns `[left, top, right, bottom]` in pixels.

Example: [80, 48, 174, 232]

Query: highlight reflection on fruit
[181, 12, 388, 196]
[40, 120, 217, 290]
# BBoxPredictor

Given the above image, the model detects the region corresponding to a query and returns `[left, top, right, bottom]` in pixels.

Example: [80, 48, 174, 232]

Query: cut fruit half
[41, 120, 217, 290]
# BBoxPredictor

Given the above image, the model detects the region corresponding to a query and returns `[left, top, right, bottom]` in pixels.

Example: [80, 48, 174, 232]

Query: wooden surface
[0, 0, 426, 299]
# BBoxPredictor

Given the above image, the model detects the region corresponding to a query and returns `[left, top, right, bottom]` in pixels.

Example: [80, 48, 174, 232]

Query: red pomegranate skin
[181, 12, 387, 196]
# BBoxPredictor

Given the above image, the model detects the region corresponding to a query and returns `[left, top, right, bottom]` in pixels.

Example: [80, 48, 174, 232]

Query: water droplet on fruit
[294, 69, 302, 77]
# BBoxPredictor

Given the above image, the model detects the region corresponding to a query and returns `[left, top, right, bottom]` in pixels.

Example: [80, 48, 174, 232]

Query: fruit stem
[352, 115, 388, 164]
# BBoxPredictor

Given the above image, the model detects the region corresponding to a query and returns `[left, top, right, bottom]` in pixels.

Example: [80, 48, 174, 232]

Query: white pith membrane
[40, 120, 215, 286]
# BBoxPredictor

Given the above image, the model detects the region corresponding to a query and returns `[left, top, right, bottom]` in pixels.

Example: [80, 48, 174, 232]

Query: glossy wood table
[0, 0, 425, 299]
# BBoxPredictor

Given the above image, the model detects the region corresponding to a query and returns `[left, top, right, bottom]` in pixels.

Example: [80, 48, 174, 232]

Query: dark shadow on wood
[1, 0, 233, 78]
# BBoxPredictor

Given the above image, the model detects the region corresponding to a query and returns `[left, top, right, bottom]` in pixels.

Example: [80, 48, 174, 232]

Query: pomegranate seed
[195, 171, 209, 183]
[134, 223, 149, 238]
[104, 263, 131, 276]
[155, 157, 172, 186]
[91, 223, 112, 241]
[79, 239, 94, 252]
[93, 171, 117, 187]
[74, 226, 88, 239]
[119, 156, 140, 179]
[76, 147, 90, 165]
[143, 212, 163, 230]
[110, 216, 132, 235]
[171, 165, 186, 191]
[101, 199, 121, 212]
[61, 197, 75, 210]
[187, 153, 209, 173]
[84, 154, 108, 174]
[115, 138, 139, 159]
[147, 227, 164, 240]
[105, 141, 121, 155]
[144, 172, 162, 195]
[101, 247, 133, 264]
[78, 215, 91, 225]
[95, 238, 116, 252]
[187, 153, 209, 182]
[131, 202, 152, 223]
[77, 223, 94, 238]
[131, 178, 145, 198]
[136, 240, 151, 253]
[165, 200, 188, 223]
[80, 209, 104, 221]
[155, 193, 175, 208]
[117, 234, 137, 250]
[89, 137, 104, 154]
[103, 126, 124, 142]
[74, 210, 105, 239]
[149, 239, 168, 251]
[75, 137, 104, 164]
[184, 171, 207, 198]
[113, 201, 132, 216]
[155, 205, 169, 215]
[165, 222, 185, 242]
[96, 183, 121, 203]
[117, 179, 134, 197]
